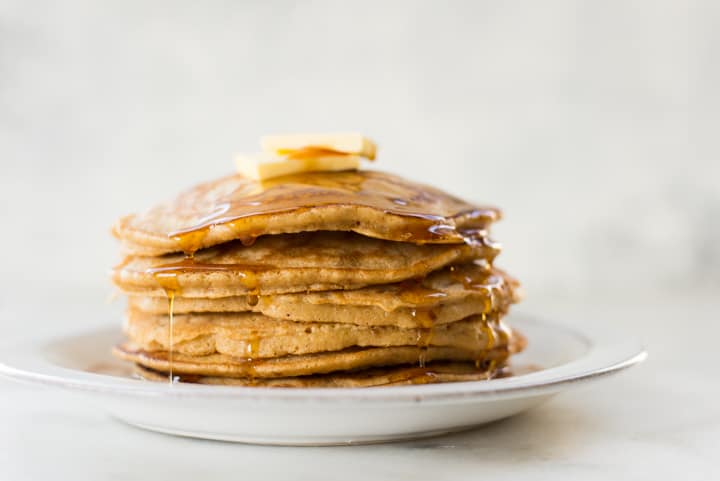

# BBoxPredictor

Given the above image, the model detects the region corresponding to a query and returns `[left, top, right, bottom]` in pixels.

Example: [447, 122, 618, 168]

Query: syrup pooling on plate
[163, 170, 501, 255]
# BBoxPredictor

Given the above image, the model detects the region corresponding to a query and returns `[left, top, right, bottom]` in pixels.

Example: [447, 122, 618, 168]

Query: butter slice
[261, 133, 376, 160]
[236, 152, 360, 181]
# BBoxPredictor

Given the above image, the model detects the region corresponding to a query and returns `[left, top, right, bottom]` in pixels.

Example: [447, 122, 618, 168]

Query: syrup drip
[481, 320, 498, 350]
[472, 312, 510, 372]
[171, 229, 208, 257]
[242, 330, 260, 378]
[246, 334, 260, 359]
[484, 359, 498, 376]
[247, 291, 260, 307]
[415, 327, 433, 368]
[151, 271, 181, 385]
[238, 332, 260, 378]
[167, 290, 176, 384]
[448, 264, 504, 314]
[239, 234, 257, 247]
[460, 230, 502, 264]
[398, 277, 444, 366]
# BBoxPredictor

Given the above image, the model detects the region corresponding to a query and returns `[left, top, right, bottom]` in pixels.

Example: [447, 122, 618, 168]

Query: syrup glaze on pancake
[113, 170, 501, 256]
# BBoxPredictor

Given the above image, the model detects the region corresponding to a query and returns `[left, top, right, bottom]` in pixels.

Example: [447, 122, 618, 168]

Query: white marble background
[1, 0, 717, 299]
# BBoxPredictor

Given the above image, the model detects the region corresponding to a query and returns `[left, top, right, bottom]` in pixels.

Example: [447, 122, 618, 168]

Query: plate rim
[0, 315, 647, 404]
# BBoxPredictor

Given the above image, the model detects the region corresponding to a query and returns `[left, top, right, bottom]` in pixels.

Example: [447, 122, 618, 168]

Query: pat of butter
[236, 152, 361, 181]
[261, 133, 376, 160]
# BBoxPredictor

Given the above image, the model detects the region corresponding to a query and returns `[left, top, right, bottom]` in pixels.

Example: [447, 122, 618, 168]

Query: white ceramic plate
[0, 315, 645, 445]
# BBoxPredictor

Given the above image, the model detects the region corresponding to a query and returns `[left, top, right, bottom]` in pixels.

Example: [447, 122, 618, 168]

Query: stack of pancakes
[111, 170, 524, 387]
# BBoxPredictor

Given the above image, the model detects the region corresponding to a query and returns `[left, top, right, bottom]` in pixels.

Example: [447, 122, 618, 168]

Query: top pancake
[113, 170, 501, 256]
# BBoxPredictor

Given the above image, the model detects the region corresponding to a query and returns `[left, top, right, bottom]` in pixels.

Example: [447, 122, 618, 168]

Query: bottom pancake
[133, 362, 510, 388]
[114, 331, 526, 379]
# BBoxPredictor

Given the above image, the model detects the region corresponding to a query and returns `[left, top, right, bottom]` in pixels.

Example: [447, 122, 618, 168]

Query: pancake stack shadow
[110, 170, 524, 387]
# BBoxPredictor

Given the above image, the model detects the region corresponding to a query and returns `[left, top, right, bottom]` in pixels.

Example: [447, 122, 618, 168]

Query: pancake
[113, 170, 501, 256]
[127, 264, 520, 328]
[114, 335, 526, 378]
[133, 362, 508, 388]
[109, 152, 525, 388]
[113, 232, 499, 297]
[124, 311, 513, 358]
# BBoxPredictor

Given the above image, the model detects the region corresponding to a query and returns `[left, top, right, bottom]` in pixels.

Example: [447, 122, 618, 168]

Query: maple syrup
[448, 263, 506, 313]
[171, 229, 209, 257]
[167, 290, 176, 384]
[241, 330, 261, 378]
[396, 277, 444, 365]
[149, 269, 181, 384]
[247, 291, 260, 307]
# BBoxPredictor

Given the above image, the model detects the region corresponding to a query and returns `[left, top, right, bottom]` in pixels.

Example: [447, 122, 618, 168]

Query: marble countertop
[1, 285, 718, 480]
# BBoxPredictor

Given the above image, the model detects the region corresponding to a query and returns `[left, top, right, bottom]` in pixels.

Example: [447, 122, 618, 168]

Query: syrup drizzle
[396, 278, 444, 366]
[150, 271, 181, 384]
[167, 290, 176, 384]
[245, 332, 260, 378]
